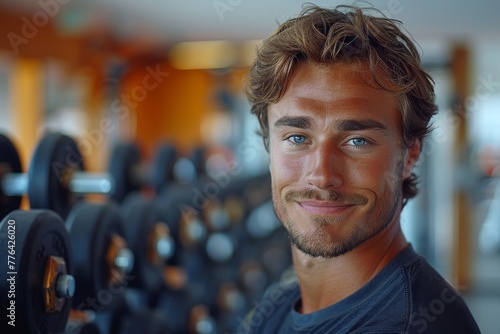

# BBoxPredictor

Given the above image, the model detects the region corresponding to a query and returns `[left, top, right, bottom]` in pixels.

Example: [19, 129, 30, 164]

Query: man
[243, 4, 480, 334]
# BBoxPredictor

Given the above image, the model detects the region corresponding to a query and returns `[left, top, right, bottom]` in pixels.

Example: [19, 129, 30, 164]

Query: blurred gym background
[0, 0, 499, 333]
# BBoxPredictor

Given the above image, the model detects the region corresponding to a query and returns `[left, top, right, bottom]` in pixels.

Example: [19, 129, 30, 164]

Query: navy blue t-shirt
[244, 245, 480, 334]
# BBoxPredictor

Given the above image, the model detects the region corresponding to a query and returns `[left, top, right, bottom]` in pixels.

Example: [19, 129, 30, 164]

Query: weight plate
[151, 143, 177, 194]
[0, 209, 73, 334]
[108, 142, 141, 203]
[28, 133, 84, 219]
[121, 192, 170, 292]
[155, 183, 196, 253]
[65, 201, 128, 310]
[0, 134, 23, 220]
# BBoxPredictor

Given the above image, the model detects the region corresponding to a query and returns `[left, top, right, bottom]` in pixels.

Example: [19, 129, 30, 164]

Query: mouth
[296, 200, 355, 216]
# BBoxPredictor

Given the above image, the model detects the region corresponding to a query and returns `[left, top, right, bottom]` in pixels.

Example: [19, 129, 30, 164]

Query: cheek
[345, 157, 399, 193]
[269, 148, 302, 187]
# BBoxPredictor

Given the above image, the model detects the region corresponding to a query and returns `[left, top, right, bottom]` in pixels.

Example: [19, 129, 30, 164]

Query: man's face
[268, 61, 419, 258]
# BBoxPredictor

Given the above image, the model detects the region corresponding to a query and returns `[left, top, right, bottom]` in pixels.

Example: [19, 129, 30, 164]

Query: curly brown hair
[244, 4, 438, 202]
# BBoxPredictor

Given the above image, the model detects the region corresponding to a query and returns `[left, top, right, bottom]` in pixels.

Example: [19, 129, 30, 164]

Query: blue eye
[288, 135, 307, 145]
[351, 138, 367, 146]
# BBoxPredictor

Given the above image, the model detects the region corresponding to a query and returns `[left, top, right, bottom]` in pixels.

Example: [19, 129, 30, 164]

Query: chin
[286, 217, 366, 258]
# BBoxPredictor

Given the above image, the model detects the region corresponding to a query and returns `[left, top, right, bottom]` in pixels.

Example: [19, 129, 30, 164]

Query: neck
[292, 220, 407, 314]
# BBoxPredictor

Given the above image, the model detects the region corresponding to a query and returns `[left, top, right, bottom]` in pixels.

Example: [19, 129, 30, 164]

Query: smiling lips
[297, 200, 355, 215]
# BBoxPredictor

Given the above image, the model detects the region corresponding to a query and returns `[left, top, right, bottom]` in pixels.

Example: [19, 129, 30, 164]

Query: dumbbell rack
[0, 132, 292, 334]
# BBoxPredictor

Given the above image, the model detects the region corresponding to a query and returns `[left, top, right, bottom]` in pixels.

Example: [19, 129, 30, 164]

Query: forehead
[268, 61, 400, 122]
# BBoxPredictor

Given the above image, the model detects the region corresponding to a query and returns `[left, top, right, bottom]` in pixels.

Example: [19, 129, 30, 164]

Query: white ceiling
[1, 0, 499, 46]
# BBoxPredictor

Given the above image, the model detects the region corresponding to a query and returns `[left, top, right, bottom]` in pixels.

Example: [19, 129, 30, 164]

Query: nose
[305, 143, 344, 189]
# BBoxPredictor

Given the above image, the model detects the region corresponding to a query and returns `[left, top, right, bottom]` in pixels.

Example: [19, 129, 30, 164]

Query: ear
[402, 139, 421, 179]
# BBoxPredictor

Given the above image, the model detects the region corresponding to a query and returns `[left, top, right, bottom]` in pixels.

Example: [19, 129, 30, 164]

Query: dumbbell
[0, 134, 23, 220]
[157, 169, 247, 313]
[0, 133, 177, 219]
[202, 200, 275, 331]
[156, 186, 239, 276]
[154, 189, 207, 294]
[173, 146, 262, 264]
[201, 179, 268, 267]
[0, 209, 75, 334]
[203, 198, 239, 264]
[4, 133, 177, 288]
[120, 192, 175, 294]
[157, 186, 208, 252]
[168, 145, 208, 187]
[159, 151, 262, 268]
[66, 201, 134, 311]
[159, 175, 239, 265]
[155, 188, 238, 323]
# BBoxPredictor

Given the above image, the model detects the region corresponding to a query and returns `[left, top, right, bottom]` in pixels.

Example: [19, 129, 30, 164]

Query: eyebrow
[273, 116, 388, 132]
[273, 116, 313, 129]
[335, 119, 387, 132]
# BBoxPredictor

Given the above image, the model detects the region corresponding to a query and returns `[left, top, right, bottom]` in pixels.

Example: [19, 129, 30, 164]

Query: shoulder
[401, 254, 481, 334]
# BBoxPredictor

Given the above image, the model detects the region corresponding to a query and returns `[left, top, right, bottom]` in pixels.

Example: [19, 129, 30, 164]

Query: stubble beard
[272, 164, 404, 259]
